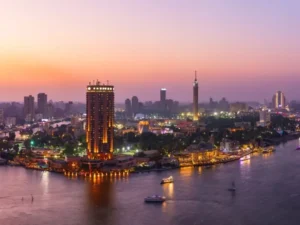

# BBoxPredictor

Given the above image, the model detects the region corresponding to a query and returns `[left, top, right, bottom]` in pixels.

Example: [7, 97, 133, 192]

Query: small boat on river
[144, 195, 166, 203]
[228, 181, 236, 192]
[160, 176, 173, 184]
[240, 155, 250, 161]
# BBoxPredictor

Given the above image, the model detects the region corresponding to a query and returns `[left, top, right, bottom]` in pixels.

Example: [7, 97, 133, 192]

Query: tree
[63, 142, 76, 156]
[8, 132, 16, 141]
[24, 139, 31, 150]
[126, 132, 139, 143]
[114, 135, 124, 150]
[13, 144, 19, 153]
[139, 132, 158, 150]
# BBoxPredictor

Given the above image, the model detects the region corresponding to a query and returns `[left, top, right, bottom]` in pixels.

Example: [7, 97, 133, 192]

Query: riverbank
[264, 133, 300, 145]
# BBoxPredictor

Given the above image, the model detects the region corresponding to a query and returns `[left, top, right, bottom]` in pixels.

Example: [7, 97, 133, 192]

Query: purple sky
[0, 0, 299, 103]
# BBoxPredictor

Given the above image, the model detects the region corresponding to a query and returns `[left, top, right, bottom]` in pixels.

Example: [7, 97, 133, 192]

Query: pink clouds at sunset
[0, 0, 300, 102]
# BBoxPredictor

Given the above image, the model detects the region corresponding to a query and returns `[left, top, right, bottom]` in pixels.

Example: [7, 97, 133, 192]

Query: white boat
[160, 176, 173, 184]
[228, 181, 236, 192]
[144, 195, 166, 203]
[240, 155, 250, 161]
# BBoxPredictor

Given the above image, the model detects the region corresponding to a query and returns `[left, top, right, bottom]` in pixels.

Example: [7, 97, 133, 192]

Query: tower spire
[195, 70, 197, 81]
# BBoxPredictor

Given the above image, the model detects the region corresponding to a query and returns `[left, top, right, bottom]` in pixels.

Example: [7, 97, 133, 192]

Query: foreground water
[1, 139, 300, 225]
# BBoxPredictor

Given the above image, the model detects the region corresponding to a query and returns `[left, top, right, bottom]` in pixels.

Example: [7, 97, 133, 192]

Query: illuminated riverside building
[138, 120, 150, 134]
[86, 81, 114, 160]
[174, 146, 219, 167]
[193, 71, 199, 121]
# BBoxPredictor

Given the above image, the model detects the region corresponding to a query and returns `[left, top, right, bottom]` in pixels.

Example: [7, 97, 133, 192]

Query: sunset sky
[0, 0, 300, 103]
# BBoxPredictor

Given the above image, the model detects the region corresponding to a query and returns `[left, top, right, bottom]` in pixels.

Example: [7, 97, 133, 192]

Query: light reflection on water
[1, 140, 300, 225]
[162, 183, 174, 198]
[41, 171, 49, 195]
[179, 166, 193, 176]
[198, 166, 203, 174]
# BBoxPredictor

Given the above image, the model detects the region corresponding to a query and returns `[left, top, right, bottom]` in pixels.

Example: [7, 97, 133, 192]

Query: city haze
[0, 0, 300, 102]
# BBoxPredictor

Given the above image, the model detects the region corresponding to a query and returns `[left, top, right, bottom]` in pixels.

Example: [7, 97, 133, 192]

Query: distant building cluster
[22, 93, 77, 123]
[124, 89, 180, 120]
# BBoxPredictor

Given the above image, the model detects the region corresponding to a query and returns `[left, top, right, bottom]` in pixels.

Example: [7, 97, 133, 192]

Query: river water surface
[1, 139, 300, 225]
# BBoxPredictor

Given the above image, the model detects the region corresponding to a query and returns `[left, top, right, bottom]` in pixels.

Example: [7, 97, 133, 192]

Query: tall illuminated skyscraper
[272, 91, 286, 109]
[86, 81, 114, 160]
[193, 71, 199, 121]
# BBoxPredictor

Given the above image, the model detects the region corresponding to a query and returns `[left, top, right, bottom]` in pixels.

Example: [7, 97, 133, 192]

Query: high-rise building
[86, 81, 114, 160]
[46, 103, 54, 119]
[160, 88, 166, 102]
[160, 88, 167, 114]
[257, 110, 271, 127]
[37, 93, 47, 116]
[5, 117, 16, 127]
[193, 71, 199, 121]
[24, 95, 35, 122]
[125, 98, 132, 119]
[0, 109, 4, 125]
[219, 97, 230, 111]
[65, 101, 73, 115]
[272, 91, 286, 109]
[132, 96, 139, 116]
[229, 102, 248, 113]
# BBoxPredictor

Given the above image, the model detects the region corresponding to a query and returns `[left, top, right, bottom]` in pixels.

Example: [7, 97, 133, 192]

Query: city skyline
[0, 87, 294, 105]
[1, 0, 300, 102]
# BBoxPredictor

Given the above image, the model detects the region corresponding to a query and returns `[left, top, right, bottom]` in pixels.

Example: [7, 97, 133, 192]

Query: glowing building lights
[86, 80, 114, 159]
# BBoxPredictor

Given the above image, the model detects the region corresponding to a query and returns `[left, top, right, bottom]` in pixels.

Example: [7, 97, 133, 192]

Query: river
[1, 139, 300, 225]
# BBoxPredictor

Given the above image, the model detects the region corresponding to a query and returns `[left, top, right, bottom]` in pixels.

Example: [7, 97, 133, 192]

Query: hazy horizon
[1, 0, 299, 102]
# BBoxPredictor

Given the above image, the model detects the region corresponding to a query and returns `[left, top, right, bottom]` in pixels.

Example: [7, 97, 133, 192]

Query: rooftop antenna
[195, 70, 197, 81]
[107, 80, 109, 85]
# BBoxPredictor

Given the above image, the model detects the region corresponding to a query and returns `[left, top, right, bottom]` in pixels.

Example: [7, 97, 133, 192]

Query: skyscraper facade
[160, 88, 166, 102]
[125, 98, 132, 119]
[37, 93, 47, 116]
[65, 101, 73, 116]
[272, 91, 286, 109]
[193, 72, 199, 121]
[46, 103, 54, 119]
[86, 81, 114, 160]
[24, 95, 35, 122]
[132, 96, 139, 116]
